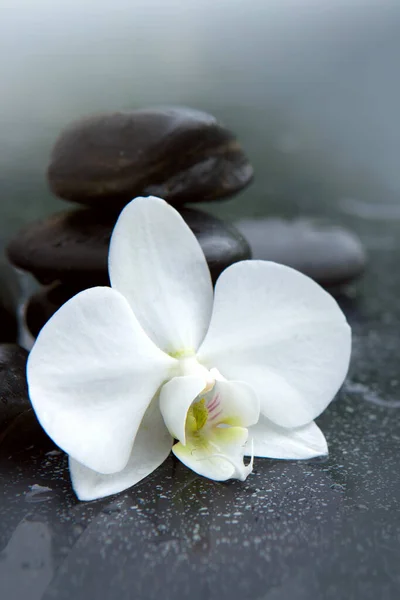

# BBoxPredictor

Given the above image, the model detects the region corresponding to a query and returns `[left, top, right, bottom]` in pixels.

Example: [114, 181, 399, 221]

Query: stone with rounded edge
[7, 207, 251, 289]
[236, 217, 366, 287]
[47, 107, 253, 207]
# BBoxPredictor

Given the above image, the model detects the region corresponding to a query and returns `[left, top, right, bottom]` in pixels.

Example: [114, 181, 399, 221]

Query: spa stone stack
[6, 107, 254, 338]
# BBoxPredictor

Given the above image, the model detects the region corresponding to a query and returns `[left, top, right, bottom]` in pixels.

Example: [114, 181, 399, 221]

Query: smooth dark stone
[0, 409, 54, 455]
[0, 344, 53, 451]
[0, 344, 30, 430]
[47, 108, 253, 207]
[236, 218, 366, 286]
[7, 208, 118, 288]
[7, 207, 251, 289]
[0, 262, 19, 343]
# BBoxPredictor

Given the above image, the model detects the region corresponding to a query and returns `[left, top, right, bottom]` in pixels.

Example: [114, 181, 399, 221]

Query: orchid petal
[173, 426, 251, 481]
[198, 261, 351, 428]
[27, 287, 175, 475]
[70, 400, 173, 501]
[245, 415, 328, 460]
[159, 376, 206, 444]
[210, 378, 260, 429]
[109, 196, 213, 355]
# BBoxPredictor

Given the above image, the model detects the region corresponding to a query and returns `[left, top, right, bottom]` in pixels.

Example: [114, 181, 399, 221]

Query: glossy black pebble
[47, 107, 253, 208]
[236, 217, 366, 286]
[8, 207, 251, 289]
[0, 344, 30, 430]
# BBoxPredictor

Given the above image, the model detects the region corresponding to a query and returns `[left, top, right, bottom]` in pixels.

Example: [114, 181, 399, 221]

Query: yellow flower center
[186, 398, 208, 434]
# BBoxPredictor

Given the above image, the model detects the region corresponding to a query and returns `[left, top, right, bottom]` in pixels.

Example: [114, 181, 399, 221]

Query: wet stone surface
[7, 207, 251, 290]
[0, 262, 19, 343]
[0, 344, 52, 457]
[0, 344, 30, 430]
[47, 108, 253, 208]
[236, 218, 366, 287]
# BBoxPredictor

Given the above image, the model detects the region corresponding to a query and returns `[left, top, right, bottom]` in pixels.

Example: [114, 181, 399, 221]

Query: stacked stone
[6, 105, 367, 342]
[6, 107, 254, 338]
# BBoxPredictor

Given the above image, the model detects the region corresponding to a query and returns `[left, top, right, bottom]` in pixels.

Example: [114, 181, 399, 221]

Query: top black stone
[47, 107, 253, 208]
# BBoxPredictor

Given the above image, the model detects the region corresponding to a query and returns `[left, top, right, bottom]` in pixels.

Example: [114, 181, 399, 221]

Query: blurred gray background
[1, 0, 400, 239]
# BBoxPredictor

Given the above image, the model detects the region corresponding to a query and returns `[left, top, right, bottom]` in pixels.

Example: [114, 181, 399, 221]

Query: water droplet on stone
[25, 484, 54, 503]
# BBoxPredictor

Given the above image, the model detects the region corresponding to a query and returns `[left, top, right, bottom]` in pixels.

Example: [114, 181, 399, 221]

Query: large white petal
[198, 261, 351, 428]
[27, 287, 176, 475]
[245, 415, 328, 459]
[109, 196, 213, 355]
[70, 400, 173, 501]
[159, 375, 206, 444]
[173, 426, 251, 481]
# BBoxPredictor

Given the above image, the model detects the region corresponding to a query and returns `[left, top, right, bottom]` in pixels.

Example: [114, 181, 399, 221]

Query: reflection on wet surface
[0, 520, 53, 600]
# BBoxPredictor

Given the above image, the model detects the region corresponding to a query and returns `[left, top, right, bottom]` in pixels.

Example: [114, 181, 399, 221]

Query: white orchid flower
[27, 196, 351, 501]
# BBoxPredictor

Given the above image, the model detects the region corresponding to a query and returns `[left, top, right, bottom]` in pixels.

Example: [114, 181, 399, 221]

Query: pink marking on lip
[210, 409, 223, 422]
[207, 394, 220, 412]
[208, 400, 218, 412]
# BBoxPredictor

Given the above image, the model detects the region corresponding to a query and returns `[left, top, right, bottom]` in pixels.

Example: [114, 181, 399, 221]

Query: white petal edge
[245, 415, 328, 459]
[28, 287, 176, 475]
[159, 375, 206, 444]
[108, 196, 213, 355]
[70, 400, 173, 501]
[198, 261, 351, 428]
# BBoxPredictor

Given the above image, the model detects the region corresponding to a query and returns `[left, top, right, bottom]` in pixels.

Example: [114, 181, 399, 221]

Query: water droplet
[25, 484, 54, 503]
[102, 502, 121, 514]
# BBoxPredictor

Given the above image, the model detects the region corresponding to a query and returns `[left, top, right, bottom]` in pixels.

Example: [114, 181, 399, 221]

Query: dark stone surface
[0, 344, 52, 455]
[47, 108, 253, 207]
[7, 208, 117, 288]
[0, 344, 30, 430]
[236, 218, 366, 287]
[0, 262, 19, 343]
[7, 207, 251, 289]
